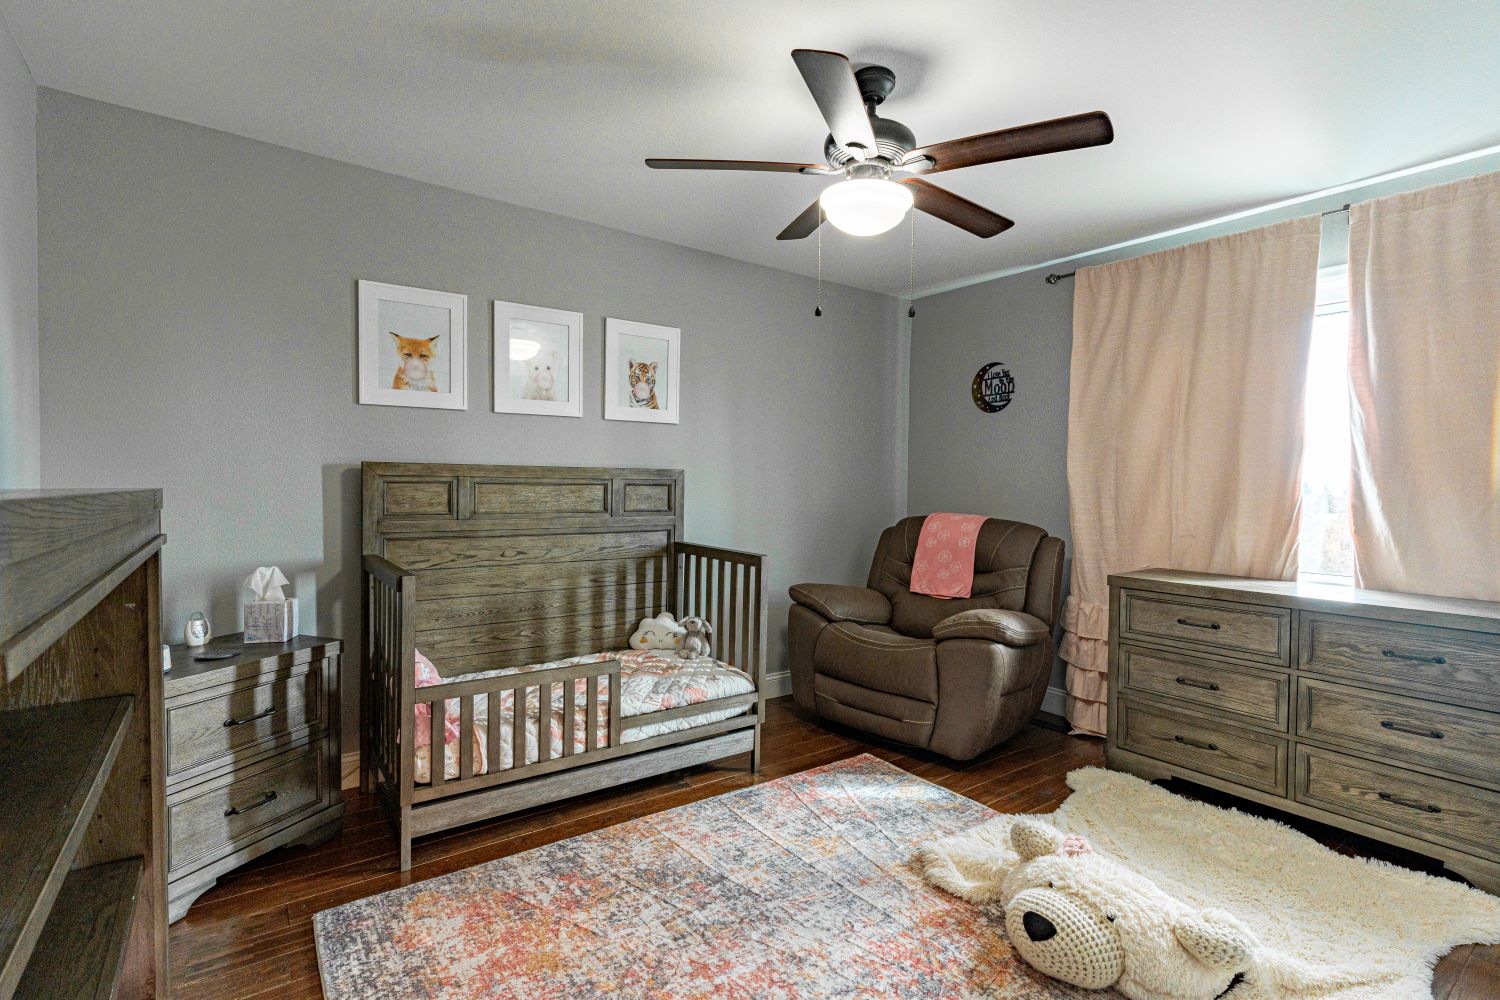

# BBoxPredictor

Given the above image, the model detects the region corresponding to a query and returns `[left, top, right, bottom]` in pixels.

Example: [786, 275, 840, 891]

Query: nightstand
[163, 634, 344, 921]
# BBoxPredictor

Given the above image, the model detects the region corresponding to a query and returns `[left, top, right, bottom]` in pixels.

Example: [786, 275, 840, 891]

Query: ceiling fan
[646, 49, 1113, 241]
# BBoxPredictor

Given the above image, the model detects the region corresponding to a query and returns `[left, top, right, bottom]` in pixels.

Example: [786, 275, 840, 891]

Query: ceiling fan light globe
[819, 178, 913, 237]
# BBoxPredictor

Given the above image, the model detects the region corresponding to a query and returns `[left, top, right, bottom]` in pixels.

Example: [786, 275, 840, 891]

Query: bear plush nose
[1022, 911, 1057, 942]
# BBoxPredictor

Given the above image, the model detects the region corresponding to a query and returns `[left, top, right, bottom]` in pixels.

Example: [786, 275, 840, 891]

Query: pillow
[413, 648, 461, 749]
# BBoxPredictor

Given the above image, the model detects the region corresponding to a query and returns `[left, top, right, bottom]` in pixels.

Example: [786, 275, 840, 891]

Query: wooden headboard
[362, 462, 684, 677]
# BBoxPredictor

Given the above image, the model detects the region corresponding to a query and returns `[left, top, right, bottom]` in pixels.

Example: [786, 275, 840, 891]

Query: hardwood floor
[171, 697, 1500, 998]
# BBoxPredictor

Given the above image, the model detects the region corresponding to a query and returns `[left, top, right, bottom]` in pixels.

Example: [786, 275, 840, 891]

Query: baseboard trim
[1041, 684, 1067, 719]
[763, 670, 792, 700]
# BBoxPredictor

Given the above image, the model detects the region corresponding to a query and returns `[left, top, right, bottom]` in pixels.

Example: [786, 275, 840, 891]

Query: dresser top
[165, 633, 340, 695]
[1110, 569, 1500, 634]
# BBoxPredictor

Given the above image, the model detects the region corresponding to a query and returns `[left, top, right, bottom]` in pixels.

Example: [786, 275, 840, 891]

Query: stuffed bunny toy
[997, 820, 1261, 1000]
[676, 616, 713, 659]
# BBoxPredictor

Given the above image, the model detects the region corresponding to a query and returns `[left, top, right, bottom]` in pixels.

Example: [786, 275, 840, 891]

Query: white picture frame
[603, 318, 680, 424]
[492, 301, 583, 417]
[358, 280, 468, 410]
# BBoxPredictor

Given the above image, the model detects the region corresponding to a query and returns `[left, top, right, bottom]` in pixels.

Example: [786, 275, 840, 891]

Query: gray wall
[907, 153, 1500, 692]
[0, 18, 38, 489]
[36, 90, 907, 748]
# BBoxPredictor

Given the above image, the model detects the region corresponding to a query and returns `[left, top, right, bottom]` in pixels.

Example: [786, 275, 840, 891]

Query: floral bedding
[413, 648, 754, 783]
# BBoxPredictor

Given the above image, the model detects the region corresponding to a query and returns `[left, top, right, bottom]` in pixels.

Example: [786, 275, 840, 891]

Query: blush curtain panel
[1347, 172, 1500, 602]
[1062, 217, 1322, 736]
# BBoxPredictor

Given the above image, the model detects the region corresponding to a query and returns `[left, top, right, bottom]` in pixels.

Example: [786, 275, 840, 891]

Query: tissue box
[244, 598, 299, 643]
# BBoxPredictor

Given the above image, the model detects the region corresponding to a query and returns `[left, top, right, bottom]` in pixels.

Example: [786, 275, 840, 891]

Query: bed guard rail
[674, 542, 769, 691]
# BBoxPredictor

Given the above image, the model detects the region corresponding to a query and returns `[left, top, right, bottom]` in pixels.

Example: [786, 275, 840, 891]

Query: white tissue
[244, 566, 290, 601]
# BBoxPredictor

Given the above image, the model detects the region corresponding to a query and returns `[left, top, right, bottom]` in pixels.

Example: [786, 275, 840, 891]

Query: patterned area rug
[314, 754, 1082, 999]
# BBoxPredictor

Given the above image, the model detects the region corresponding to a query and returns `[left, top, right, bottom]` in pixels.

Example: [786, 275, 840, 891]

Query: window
[1298, 265, 1354, 580]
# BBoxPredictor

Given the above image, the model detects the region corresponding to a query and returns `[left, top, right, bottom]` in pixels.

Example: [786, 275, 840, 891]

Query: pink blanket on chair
[909, 512, 988, 599]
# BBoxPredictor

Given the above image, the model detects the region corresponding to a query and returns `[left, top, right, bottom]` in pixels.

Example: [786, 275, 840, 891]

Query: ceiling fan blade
[645, 158, 835, 174]
[776, 199, 823, 241]
[901, 178, 1014, 238]
[791, 49, 877, 159]
[905, 111, 1113, 174]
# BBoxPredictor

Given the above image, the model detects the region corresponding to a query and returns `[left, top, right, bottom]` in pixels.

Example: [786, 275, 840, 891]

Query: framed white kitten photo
[357, 280, 468, 410]
[603, 318, 680, 424]
[492, 301, 583, 417]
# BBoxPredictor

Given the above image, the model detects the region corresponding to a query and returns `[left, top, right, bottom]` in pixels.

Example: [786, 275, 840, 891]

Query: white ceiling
[5, 0, 1499, 295]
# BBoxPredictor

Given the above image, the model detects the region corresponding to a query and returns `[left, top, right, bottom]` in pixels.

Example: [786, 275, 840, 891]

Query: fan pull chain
[907, 211, 916, 318]
[814, 205, 824, 317]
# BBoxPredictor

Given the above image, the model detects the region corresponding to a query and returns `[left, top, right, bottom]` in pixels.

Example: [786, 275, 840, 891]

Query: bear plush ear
[1009, 820, 1066, 862]
[1173, 909, 1254, 972]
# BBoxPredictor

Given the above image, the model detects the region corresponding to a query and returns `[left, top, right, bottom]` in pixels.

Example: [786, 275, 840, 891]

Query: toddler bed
[413, 648, 756, 782]
[362, 462, 766, 870]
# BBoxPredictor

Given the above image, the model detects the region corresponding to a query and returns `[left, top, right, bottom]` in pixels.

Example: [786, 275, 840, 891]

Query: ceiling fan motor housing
[824, 64, 915, 168]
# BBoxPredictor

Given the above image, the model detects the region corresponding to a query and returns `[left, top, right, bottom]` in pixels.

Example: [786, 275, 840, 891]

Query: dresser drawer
[1120, 645, 1288, 729]
[1299, 613, 1500, 707]
[166, 665, 323, 775]
[1295, 745, 1500, 859]
[168, 746, 325, 873]
[1119, 591, 1291, 666]
[1296, 677, 1500, 785]
[1117, 699, 1287, 794]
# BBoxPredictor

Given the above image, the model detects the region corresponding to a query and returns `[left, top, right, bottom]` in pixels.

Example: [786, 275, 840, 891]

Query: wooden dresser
[163, 634, 343, 921]
[1107, 569, 1500, 894]
[0, 489, 167, 999]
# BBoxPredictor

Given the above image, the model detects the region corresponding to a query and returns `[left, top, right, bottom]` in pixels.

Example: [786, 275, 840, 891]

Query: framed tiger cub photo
[603, 317, 680, 424]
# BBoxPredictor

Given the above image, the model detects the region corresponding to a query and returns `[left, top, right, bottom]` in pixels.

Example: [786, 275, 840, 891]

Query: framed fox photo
[493, 300, 583, 417]
[358, 279, 468, 410]
[603, 317, 680, 424]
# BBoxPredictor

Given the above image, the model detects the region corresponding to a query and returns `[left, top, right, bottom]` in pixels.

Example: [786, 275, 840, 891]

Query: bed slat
[429, 695, 445, 791]
[459, 695, 475, 780]
[537, 683, 551, 764]
[511, 687, 525, 770]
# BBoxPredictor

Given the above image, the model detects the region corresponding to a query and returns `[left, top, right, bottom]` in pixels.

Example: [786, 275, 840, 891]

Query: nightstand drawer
[1295, 746, 1500, 859]
[1296, 678, 1500, 785]
[1119, 645, 1288, 729]
[168, 746, 324, 873]
[1299, 612, 1500, 707]
[1117, 698, 1287, 795]
[1120, 590, 1291, 665]
[166, 665, 322, 775]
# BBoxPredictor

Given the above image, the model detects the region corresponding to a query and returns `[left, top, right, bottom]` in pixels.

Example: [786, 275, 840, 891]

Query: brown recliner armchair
[788, 516, 1065, 760]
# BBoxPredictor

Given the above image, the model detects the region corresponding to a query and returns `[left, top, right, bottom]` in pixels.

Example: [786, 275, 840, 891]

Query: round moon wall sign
[972, 362, 1015, 413]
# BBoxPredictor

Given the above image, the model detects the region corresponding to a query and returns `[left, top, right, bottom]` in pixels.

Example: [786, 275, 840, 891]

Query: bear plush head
[1000, 821, 1256, 1000]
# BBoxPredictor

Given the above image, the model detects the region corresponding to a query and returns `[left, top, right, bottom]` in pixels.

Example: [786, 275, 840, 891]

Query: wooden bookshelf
[0, 699, 134, 996]
[0, 490, 166, 1000]
[14, 858, 144, 1000]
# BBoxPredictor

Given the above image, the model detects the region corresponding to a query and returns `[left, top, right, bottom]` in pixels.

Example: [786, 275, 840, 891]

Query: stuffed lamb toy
[629, 613, 684, 653]
[676, 616, 713, 659]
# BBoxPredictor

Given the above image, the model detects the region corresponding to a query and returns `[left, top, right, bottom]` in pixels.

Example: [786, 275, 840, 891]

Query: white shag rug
[921, 767, 1500, 1000]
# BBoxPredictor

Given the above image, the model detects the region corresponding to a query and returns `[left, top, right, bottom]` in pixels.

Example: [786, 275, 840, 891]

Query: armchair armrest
[789, 584, 892, 625]
[932, 608, 1049, 647]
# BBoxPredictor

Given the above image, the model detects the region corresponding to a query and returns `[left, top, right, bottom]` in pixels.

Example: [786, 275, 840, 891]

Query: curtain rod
[1044, 204, 1352, 284]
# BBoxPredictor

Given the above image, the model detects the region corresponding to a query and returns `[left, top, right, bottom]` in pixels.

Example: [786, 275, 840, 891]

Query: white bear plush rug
[920, 767, 1500, 1000]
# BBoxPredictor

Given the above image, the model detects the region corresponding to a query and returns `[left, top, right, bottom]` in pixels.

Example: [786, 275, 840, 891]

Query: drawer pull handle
[1382, 649, 1446, 665]
[1176, 618, 1221, 631]
[1175, 676, 1221, 692]
[224, 790, 278, 817]
[223, 706, 277, 728]
[1380, 720, 1444, 740]
[1173, 734, 1219, 752]
[1377, 791, 1441, 814]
